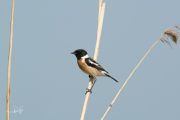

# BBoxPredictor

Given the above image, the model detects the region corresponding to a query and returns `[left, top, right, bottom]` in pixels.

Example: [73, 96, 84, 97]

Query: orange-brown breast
[77, 58, 101, 77]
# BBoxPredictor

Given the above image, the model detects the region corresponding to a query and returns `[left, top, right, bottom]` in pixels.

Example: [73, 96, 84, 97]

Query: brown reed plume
[160, 26, 180, 48]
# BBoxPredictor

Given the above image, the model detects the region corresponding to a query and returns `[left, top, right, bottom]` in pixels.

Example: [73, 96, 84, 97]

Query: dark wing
[85, 58, 108, 73]
[85, 58, 118, 82]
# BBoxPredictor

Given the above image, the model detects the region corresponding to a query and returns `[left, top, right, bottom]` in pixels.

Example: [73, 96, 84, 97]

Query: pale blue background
[1, 0, 180, 120]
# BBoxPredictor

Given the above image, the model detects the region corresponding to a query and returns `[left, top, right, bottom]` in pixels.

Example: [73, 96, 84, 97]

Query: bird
[71, 49, 118, 94]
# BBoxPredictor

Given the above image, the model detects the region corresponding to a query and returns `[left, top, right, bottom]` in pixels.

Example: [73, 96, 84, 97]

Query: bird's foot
[85, 88, 92, 95]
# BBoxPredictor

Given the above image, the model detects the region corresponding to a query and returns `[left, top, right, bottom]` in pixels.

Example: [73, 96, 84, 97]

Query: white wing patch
[89, 59, 99, 66]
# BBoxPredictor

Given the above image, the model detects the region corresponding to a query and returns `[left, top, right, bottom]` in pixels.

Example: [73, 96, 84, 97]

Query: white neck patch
[81, 54, 89, 62]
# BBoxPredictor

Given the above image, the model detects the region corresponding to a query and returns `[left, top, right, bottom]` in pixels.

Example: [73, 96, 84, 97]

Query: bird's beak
[71, 52, 75, 54]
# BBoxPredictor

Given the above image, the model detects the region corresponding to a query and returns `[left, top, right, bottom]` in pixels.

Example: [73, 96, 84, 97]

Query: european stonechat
[71, 49, 118, 94]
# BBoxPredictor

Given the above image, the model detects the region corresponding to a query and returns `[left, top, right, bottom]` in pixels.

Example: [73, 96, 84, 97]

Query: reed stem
[101, 25, 174, 120]
[6, 0, 15, 120]
[80, 1, 105, 120]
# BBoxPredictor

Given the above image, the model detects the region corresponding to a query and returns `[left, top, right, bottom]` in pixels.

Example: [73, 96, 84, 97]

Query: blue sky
[0, 0, 180, 120]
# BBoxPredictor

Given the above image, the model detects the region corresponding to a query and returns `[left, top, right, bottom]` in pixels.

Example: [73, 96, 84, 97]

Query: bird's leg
[90, 77, 96, 90]
[85, 77, 97, 95]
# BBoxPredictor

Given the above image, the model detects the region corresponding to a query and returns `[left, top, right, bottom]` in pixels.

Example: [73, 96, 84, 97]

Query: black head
[71, 49, 88, 60]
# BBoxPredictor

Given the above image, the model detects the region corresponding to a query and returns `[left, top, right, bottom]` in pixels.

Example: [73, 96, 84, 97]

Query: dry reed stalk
[101, 25, 179, 120]
[94, 2, 105, 60]
[6, 0, 15, 120]
[80, 1, 105, 120]
[98, 0, 103, 26]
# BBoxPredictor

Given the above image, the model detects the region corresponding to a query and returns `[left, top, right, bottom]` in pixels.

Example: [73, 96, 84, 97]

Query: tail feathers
[105, 74, 118, 82]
